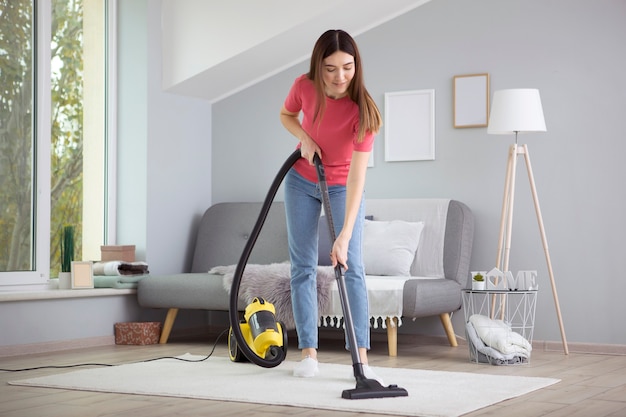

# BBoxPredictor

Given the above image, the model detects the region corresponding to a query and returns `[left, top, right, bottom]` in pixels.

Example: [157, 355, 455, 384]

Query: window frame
[0, 0, 117, 287]
[105, 0, 117, 246]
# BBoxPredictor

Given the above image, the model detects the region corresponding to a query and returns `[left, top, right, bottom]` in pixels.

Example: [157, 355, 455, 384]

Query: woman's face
[321, 51, 355, 99]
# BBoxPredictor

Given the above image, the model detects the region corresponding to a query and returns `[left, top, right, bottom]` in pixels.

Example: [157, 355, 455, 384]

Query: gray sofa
[138, 198, 474, 356]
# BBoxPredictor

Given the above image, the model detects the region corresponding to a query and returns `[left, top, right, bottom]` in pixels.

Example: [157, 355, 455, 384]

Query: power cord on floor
[0, 328, 228, 373]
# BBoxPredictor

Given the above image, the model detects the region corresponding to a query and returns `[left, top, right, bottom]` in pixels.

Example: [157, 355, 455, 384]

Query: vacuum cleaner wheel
[228, 326, 247, 362]
[279, 321, 288, 355]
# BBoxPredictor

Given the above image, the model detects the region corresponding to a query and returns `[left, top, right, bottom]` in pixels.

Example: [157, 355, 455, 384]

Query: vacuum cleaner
[228, 149, 408, 399]
[227, 151, 301, 369]
[228, 296, 288, 364]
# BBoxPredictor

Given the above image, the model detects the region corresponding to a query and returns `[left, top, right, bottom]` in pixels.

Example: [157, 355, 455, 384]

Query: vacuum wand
[313, 156, 362, 368]
[313, 154, 408, 400]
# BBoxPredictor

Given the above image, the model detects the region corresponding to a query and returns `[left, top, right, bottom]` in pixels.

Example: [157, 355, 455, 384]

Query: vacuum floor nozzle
[342, 364, 409, 399]
[342, 378, 409, 400]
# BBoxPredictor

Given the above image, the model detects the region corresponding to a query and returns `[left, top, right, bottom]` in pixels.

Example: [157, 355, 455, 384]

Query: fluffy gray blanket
[210, 262, 335, 330]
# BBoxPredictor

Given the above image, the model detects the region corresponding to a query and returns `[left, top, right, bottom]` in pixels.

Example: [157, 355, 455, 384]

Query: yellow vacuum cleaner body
[229, 297, 287, 363]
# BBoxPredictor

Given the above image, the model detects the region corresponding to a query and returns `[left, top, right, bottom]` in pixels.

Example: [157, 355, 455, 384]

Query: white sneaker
[294, 356, 319, 378]
[363, 365, 385, 386]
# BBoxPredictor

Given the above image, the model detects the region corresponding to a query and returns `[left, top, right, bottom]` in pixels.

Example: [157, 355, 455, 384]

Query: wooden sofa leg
[385, 317, 398, 357]
[159, 308, 179, 344]
[439, 313, 458, 347]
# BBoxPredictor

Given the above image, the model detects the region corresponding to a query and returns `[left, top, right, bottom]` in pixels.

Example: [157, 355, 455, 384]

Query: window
[0, 0, 115, 286]
[0, 0, 41, 283]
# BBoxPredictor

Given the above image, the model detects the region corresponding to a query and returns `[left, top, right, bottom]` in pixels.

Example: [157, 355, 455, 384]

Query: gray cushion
[137, 273, 247, 310]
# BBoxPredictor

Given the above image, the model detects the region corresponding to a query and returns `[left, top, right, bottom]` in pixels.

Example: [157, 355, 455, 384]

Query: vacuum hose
[228, 149, 302, 368]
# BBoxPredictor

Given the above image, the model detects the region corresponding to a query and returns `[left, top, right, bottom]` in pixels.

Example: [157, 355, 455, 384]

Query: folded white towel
[93, 261, 149, 276]
[469, 314, 532, 356]
[93, 261, 122, 276]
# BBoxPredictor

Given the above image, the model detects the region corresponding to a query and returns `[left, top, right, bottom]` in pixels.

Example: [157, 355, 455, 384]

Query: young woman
[279, 29, 382, 381]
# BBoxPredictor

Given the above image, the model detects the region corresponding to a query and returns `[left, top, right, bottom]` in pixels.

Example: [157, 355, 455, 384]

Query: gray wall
[212, 0, 626, 346]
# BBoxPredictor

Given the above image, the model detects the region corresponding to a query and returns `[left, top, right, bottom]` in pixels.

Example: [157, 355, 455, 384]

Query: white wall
[210, 0, 626, 347]
[145, 1, 213, 275]
[0, 294, 139, 350]
[117, 0, 213, 275]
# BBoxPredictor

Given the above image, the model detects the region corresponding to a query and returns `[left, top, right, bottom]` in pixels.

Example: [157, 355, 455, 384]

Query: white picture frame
[71, 261, 94, 289]
[453, 73, 490, 128]
[384, 89, 435, 162]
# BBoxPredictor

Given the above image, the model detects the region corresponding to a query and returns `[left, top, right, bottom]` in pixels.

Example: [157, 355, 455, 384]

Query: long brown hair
[308, 29, 382, 142]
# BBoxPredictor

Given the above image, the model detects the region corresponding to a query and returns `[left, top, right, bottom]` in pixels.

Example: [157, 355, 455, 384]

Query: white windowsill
[0, 282, 136, 302]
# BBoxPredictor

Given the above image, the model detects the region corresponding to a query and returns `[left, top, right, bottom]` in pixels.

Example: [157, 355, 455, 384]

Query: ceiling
[161, 0, 432, 103]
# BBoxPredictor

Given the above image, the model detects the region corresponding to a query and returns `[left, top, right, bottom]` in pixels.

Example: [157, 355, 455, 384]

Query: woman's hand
[299, 138, 321, 166]
[280, 105, 321, 165]
[330, 233, 350, 270]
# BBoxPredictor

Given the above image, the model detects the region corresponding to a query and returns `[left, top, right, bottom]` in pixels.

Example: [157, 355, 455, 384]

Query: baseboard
[535, 339, 626, 355]
[177, 327, 626, 356]
[3, 328, 625, 358]
[453, 334, 626, 356]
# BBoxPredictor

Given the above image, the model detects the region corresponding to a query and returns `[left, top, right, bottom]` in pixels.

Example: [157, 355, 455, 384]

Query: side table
[462, 289, 537, 364]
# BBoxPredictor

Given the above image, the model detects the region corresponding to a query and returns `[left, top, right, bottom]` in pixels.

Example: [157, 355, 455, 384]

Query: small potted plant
[471, 272, 485, 291]
[59, 225, 75, 289]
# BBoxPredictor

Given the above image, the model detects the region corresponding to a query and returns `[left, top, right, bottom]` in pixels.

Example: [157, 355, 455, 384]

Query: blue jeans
[284, 168, 370, 350]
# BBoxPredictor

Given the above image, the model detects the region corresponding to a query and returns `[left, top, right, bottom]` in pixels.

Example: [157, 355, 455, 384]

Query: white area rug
[10, 354, 559, 417]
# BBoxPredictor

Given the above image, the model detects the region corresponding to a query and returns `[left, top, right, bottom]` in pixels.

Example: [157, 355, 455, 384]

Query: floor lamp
[488, 89, 569, 355]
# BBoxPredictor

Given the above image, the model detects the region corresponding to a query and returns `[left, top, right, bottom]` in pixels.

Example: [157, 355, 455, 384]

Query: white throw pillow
[362, 219, 424, 276]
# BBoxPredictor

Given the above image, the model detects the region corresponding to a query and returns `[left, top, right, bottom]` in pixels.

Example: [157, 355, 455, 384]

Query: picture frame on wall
[453, 73, 490, 128]
[384, 89, 435, 162]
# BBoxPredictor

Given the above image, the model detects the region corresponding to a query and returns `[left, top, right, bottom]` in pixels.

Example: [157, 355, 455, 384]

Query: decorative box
[101, 245, 136, 262]
[114, 322, 161, 345]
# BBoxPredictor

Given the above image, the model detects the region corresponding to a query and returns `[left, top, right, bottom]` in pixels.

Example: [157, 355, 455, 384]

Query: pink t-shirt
[283, 74, 374, 186]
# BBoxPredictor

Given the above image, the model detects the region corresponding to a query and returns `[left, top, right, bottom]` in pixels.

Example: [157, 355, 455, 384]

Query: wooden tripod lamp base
[488, 88, 568, 355]
[496, 143, 568, 354]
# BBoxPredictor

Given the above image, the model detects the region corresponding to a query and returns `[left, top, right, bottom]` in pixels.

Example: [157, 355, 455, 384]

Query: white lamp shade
[487, 88, 547, 135]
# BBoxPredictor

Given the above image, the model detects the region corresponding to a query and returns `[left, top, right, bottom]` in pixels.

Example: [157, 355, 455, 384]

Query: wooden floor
[1, 330, 625, 417]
